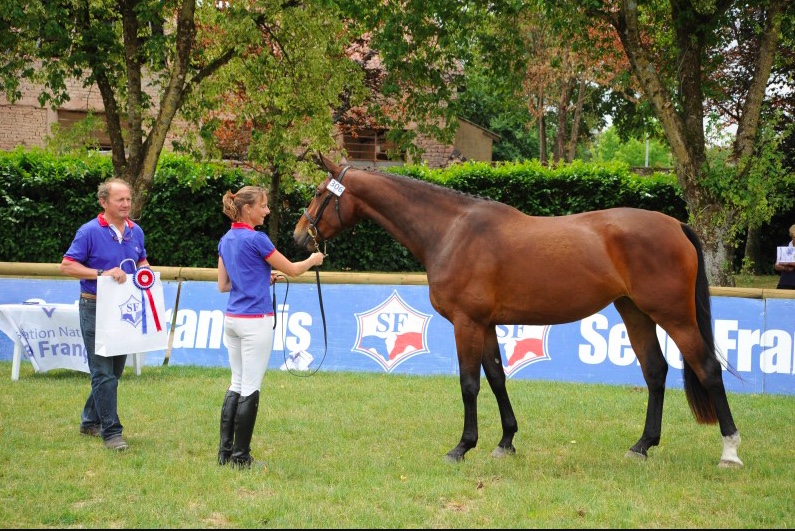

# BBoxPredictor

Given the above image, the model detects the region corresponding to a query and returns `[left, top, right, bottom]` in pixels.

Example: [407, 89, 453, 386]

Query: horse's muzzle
[292, 228, 316, 252]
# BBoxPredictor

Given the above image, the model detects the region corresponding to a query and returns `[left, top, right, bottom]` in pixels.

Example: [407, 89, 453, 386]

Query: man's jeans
[78, 298, 127, 441]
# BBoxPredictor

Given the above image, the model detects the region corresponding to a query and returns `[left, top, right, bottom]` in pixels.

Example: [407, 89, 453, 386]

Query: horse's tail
[680, 223, 725, 424]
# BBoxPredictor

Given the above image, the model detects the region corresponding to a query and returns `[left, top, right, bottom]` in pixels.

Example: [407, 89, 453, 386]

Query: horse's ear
[313, 151, 325, 168]
[316, 152, 340, 174]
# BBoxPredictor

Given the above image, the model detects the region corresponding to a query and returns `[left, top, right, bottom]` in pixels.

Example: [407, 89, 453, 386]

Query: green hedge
[0, 150, 704, 272]
[0, 150, 114, 264]
[395, 160, 686, 219]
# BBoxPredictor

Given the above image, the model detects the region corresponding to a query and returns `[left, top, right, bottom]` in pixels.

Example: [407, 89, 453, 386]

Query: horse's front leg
[481, 326, 517, 458]
[446, 321, 485, 463]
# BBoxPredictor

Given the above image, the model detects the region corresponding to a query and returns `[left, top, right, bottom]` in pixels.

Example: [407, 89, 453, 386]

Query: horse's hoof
[718, 459, 743, 469]
[491, 446, 516, 458]
[624, 450, 647, 461]
[444, 453, 464, 464]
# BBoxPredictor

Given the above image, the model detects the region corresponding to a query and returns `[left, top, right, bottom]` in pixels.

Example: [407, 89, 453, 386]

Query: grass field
[1, 363, 793, 528]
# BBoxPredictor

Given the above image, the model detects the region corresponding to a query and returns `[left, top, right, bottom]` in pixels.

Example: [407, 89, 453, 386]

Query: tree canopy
[0, 0, 520, 219]
[537, 0, 794, 284]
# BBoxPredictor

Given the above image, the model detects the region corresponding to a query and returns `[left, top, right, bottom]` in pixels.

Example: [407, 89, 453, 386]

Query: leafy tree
[339, 0, 527, 154]
[2, 0, 508, 227]
[180, 0, 531, 237]
[593, 127, 672, 168]
[513, 3, 631, 163]
[174, 3, 365, 241]
[545, 0, 792, 285]
[455, 67, 540, 161]
[704, 3, 795, 272]
[0, 0, 253, 218]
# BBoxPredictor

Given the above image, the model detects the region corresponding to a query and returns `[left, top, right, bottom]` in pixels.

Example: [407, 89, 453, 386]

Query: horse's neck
[353, 173, 461, 265]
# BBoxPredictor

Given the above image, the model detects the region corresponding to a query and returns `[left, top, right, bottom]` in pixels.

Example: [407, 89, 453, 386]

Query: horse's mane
[361, 167, 496, 205]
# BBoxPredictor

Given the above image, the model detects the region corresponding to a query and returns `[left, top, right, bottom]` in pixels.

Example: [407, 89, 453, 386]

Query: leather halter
[303, 165, 351, 248]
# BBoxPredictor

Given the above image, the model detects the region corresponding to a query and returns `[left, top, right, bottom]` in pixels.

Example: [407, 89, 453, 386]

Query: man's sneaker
[79, 425, 101, 437]
[104, 436, 129, 451]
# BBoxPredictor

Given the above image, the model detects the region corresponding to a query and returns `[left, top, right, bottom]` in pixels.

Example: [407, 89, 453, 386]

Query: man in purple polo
[60, 178, 149, 451]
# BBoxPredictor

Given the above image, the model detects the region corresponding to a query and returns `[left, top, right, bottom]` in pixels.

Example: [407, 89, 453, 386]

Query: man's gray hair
[97, 178, 131, 202]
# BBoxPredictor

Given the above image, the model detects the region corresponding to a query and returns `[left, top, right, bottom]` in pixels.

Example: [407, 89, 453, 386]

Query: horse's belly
[497, 292, 619, 326]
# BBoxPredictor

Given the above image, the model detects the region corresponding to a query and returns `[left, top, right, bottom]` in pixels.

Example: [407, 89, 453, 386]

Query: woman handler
[217, 186, 324, 469]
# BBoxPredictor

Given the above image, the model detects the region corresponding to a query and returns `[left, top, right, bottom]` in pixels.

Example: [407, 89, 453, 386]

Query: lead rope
[277, 265, 328, 377]
[272, 274, 287, 331]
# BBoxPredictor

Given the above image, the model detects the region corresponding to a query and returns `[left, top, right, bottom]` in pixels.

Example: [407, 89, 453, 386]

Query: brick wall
[0, 105, 50, 149]
[0, 76, 184, 152]
[413, 135, 456, 168]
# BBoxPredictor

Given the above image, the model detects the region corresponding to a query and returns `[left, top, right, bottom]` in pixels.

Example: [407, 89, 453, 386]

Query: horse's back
[540, 207, 699, 298]
[428, 206, 698, 326]
[535, 207, 699, 322]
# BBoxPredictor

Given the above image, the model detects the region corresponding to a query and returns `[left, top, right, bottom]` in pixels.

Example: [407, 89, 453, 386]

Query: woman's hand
[310, 252, 325, 267]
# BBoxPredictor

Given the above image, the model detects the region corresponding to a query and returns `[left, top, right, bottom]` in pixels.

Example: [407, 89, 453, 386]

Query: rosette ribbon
[132, 266, 162, 334]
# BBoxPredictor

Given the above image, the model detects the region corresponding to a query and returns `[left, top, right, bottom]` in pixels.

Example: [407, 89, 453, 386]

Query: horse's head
[293, 154, 355, 252]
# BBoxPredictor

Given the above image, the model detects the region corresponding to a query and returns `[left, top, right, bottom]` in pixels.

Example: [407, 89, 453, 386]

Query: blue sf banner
[1, 278, 793, 395]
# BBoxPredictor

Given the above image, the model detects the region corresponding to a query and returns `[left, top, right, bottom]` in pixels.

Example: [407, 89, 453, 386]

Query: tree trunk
[566, 77, 587, 163]
[120, 0, 144, 168]
[268, 170, 282, 244]
[553, 78, 574, 162]
[687, 205, 736, 286]
[538, 113, 547, 164]
[729, 0, 785, 166]
[537, 89, 548, 164]
[610, 0, 738, 286]
[743, 226, 763, 274]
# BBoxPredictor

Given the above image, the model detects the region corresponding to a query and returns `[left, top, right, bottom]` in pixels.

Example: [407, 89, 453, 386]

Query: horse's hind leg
[615, 297, 668, 460]
[664, 323, 742, 468]
[481, 326, 518, 458]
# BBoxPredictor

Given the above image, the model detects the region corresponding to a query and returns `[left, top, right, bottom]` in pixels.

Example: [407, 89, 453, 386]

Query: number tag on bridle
[327, 178, 345, 197]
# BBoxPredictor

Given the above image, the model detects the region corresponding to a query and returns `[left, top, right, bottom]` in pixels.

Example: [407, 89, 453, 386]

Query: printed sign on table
[0, 303, 87, 374]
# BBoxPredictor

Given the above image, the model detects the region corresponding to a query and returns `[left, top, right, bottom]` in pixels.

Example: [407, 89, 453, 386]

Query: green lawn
[1, 364, 793, 528]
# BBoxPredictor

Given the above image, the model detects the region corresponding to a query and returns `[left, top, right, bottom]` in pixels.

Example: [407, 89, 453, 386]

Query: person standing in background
[217, 185, 324, 469]
[60, 178, 149, 451]
[774, 224, 795, 290]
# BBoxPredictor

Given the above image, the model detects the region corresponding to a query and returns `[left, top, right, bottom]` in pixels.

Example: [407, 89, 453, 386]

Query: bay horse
[293, 155, 743, 468]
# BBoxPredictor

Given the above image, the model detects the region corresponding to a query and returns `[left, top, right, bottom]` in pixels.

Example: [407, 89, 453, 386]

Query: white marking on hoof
[624, 450, 647, 461]
[719, 432, 743, 468]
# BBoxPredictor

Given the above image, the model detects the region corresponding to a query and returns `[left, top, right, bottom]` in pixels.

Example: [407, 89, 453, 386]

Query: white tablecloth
[0, 303, 143, 380]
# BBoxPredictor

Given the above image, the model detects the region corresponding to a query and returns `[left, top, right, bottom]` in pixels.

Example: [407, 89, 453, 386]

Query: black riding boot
[217, 390, 240, 465]
[230, 391, 260, 469]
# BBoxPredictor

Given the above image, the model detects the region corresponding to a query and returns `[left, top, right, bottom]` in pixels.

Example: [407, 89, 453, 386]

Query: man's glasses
[108, 227, 132, 243]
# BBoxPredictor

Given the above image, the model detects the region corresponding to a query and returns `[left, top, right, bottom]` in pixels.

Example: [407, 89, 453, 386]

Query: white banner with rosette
[95, 265, 168, 357]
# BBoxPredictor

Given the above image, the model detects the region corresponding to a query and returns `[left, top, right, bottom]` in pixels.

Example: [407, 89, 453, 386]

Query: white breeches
[224, 315, 275, 397]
